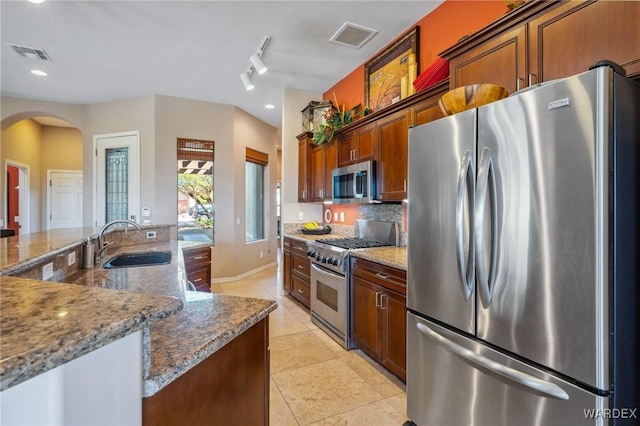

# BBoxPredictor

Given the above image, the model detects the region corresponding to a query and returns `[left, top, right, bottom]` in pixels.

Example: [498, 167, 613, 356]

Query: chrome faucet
[96, 219, 143, 260]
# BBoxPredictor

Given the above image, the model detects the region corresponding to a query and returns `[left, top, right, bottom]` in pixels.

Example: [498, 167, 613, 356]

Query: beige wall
[83, 96, 156, 227]
[230, 107, 278, 278]
[281, 88, 322, 226]
[1, 94, 281, 279]
[1, 119, 43, 231]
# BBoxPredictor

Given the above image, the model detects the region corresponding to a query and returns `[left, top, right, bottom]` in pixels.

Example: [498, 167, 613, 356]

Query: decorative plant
[504, 0, 526, 11]
[312, 93, 368, 145]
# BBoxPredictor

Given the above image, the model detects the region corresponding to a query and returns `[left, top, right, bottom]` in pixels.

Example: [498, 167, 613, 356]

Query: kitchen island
[0, 227, 277, 425]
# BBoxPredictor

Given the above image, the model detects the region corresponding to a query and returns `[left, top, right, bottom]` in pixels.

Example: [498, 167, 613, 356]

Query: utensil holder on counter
[82, 239, 95, 269]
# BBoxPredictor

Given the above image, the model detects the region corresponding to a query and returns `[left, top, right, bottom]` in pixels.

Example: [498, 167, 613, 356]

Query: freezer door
[408, 109, 476, 335]
[475, 68, 609, 390]
[407, 312, 607, 426]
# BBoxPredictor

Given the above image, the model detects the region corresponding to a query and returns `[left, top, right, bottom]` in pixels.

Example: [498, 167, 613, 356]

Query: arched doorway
[1, 113, 83, 233]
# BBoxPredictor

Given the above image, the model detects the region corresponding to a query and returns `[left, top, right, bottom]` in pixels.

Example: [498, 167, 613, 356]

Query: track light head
[250, 54, 268, 75]
[240, 72, 254, 91]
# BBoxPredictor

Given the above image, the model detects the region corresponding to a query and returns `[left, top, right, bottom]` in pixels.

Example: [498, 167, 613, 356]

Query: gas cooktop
[315, 238, 392, 250]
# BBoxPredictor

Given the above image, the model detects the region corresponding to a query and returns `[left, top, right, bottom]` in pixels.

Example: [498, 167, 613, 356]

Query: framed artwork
[364, 26, 419, 112]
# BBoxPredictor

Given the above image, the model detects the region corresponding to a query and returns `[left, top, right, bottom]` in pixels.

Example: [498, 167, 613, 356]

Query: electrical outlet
[340, 212, 345, 222]
[146, 231, 157, 239]
[68, 252, 76, 266]
[334, 212, 339, 222]
[260, 251, 264, 258]
[42, 263, 54, 280]
[298, 211, 304, 220]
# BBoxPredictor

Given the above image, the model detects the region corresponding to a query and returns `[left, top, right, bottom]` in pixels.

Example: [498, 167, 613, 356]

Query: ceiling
[1, 1, 443, 128]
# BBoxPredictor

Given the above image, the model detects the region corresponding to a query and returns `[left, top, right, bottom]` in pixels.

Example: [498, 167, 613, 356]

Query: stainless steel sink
[102, 251, 172, 269]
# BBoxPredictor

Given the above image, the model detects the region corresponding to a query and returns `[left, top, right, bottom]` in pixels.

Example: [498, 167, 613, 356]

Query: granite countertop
[350, 246, 407, 271]
[1, 233, 277, 397]
[61, 240, 277, 396]
[0, 276, 182, 392]
[0, 227, 97, 275]
[284, 232, 408, 271]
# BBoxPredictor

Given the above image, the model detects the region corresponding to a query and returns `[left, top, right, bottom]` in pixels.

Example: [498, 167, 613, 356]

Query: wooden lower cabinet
[182, 245, 211, 292]
[351, 257, 406, 382]
[142, 317, 269, 426]
[283, 246, 292, 294]
[287, 238, 311, 310]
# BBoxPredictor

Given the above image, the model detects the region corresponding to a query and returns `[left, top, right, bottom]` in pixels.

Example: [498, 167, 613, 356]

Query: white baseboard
[210, 261, 277, 284]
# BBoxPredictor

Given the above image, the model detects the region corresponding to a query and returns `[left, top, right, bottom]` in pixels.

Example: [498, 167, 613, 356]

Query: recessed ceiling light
[265, 104, 275, 109]
[30, 69, 48, 76]
[28, 0, 46, 4]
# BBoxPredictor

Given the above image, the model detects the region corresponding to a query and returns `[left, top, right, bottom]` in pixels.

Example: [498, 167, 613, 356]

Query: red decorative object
[413, 57, 449, 93]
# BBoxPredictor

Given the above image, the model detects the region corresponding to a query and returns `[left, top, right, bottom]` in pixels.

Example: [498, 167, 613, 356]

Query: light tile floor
[214, 261, 408, 426]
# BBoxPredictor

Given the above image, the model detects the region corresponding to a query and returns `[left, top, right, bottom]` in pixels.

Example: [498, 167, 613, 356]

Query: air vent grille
[329, 22, 378, 49]
[8, 44, 51, 61]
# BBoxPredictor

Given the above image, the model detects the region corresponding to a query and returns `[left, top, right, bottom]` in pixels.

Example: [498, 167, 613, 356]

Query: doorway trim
[47, 169, 83, 230]
[4, 159, 30, 234]
[93, 131, 140, 227]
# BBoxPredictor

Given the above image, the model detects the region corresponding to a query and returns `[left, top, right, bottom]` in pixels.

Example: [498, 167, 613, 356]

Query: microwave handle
[354, 171, 365, 198]
[353, 172, 360, 197]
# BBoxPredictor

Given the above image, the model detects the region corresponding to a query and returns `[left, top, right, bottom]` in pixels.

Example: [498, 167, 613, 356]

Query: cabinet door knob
[516, 77, 524, 91]
[528, 73, 537, 86]
[375, 291, 381, 307]
[297, 288, 304, 294]
[380, 294, 387, 310]
[375, 273, 390, 280]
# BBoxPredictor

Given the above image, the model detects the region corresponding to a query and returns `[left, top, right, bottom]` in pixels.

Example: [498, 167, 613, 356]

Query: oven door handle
[311, 263, 344, 280]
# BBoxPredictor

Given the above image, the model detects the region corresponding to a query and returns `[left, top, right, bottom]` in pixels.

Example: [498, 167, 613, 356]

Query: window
[246, 148, 268, 242]
[177, 138, 214, 243]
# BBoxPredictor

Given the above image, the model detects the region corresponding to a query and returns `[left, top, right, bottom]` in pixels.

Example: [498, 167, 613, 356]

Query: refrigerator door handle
[415, 322, 570, 401]
[475, 147, 498, 309]
[455, 151, 475, 301]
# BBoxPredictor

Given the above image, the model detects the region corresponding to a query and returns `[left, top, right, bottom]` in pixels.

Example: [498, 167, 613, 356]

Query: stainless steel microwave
[331, 160, 375, 204]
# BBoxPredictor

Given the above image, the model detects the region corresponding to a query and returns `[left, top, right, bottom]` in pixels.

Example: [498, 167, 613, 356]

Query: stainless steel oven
[307, 219, 399, 350]
[310, 263, 350, 349]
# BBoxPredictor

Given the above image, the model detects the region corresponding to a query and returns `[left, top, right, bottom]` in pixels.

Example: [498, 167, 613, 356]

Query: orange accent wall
[323, 0, 507, 109]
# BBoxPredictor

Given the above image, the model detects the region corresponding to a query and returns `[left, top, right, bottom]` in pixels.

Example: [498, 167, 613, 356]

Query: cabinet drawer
[291, 253, 310, 279]
[350, 256, 406, 295]
[283, 237, 292, 251]
[291, 275, 310, 309]
[183, 246, 211, 269]
[290, 239, 309, 257]
[187, 264, 210, 292]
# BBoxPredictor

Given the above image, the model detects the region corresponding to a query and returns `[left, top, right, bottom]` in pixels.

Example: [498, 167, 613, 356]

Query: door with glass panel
[94, 132, 140, 226]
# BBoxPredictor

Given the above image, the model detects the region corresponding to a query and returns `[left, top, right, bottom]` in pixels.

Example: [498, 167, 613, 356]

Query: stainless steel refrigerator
[407, 65, 639, 425]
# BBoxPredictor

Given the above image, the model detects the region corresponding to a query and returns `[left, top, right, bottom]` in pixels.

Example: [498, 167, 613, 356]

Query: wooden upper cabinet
[444, 0, 640, 93]
[297, 132, 311, 202]
[309, 143, 325, 202]
[529, 0, 640, 82]
[377, 110, 409, 202]
[449, 24, 527, 95]
[338, 123, 377, 167]
[324, 140, 337, 201]
[310, 139, 336, 201]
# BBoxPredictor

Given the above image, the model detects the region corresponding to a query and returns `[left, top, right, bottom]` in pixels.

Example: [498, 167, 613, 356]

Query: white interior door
[94, 132, 140, 227]
[48, 170, 83, 230]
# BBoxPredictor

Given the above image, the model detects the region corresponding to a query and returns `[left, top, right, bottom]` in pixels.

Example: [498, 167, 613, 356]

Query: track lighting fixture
[240, 36, 271, 90]
[241, 71, 255, 91]
[250, 54, 268, 75]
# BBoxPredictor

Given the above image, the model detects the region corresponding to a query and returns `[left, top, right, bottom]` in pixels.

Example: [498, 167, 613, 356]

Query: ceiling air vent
[8, 44, 51, 61]
[329, 22, 378, 49]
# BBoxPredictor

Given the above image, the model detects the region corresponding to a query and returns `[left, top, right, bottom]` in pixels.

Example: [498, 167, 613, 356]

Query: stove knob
[308, 250, 316, 258]
[332, 258, 340, 266]
[321, 256, 328, 264]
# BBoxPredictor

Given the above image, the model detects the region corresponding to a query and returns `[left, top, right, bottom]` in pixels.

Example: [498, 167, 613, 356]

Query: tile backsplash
[284, 203, 407, 246]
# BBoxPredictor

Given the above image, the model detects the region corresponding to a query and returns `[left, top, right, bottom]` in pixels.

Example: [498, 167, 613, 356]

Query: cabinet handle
[303, 190, 307, 199]
[353, 149, 357, 160]
[193, 256, 206, 260]
[375, 292, 381, 307]
[528, 73, 537, 86]
[404, 179, 407, 192]
[516, 77, 524, 91]
[193, 278, 203, 283]
[380, 294, 387, 310]
[297, 288, 304, 294]
[297, 265, 304, 269]
[375, 273, 390, 280]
